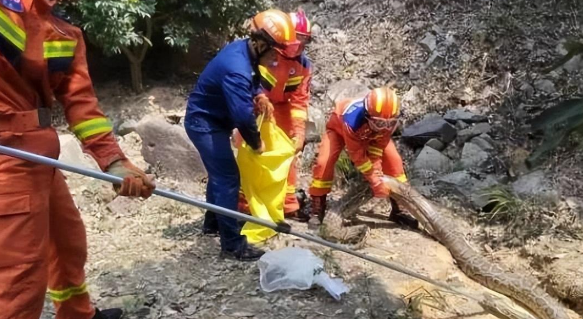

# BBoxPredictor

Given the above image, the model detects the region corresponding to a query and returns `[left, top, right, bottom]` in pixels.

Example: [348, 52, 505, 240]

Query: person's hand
[371, 180, 390, 198]
[253, 94, 274, 119]
[253, 140, 266, 154]
[106, 159, 155, 198]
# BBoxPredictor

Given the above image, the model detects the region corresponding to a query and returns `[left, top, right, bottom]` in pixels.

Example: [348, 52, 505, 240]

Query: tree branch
[120, 45, 138, 64]
[138, 16, 153, 62]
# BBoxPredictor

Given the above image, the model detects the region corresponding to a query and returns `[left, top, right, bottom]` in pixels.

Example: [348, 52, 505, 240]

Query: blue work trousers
[185, 128, 246, 252]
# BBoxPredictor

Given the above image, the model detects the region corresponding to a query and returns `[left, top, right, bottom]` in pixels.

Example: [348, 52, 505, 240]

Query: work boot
[308, 195, 326, 228]
[286, 189, 311, 222]
[387, 198, 419, 229]
[93, 308, 123, 319]
[202, 211, 219, 236]
[221, 243, 265, 262]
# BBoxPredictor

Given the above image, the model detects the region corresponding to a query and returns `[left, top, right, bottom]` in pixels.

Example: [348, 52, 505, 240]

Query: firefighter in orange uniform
[239, 8, 313, 220]
[309, 87, 409, 223]
[0, 0, 154, 318]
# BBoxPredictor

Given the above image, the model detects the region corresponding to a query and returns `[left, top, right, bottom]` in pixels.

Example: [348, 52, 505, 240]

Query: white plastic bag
[257, 247, 349, 300]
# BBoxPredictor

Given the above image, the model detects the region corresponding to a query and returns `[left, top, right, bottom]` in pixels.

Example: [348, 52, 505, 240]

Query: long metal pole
[0, 145, 475, 299]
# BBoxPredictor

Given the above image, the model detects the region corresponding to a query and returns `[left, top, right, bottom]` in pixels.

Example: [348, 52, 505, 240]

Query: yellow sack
[236, 117, 295, 244]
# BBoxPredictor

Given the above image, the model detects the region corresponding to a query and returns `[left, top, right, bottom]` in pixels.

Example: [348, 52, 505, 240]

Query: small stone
[524, 39, 535, 52]
[389, 0, 404, 10]
[444, 33, 456, 47]
[460, 142, 490, 169]
[409, 65, 421, 80]
[419, 32, 437, 52]
[562, 55, 583, 73]
[471, 136, 494, 152]
[444, 108, 488, 123]
[456, 129, 474, 145]
[426, 138, 445, 151]
[431, 25, 444, 35]
[534, 79, 557, 94]
[520, 83, 535, 98]
[116, 119, 138, 136]
[425, 51, 444, 67]
[402, 86, 420, 103]
[311, 24, 322, 37]
[456, 121, 469, 130]
[442, 143, 460, 160]
[58, 134, 100, 170]
[456, 123, 491, 145]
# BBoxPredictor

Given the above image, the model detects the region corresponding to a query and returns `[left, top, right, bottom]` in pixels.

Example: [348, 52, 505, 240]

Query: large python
[319, 177, 570, 319]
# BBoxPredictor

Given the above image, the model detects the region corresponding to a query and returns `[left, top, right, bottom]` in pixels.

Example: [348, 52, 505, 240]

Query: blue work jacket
[185, 39, 261, 149]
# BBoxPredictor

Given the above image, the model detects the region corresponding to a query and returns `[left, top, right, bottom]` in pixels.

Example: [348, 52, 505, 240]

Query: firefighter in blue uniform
[184, 9, 300, 261]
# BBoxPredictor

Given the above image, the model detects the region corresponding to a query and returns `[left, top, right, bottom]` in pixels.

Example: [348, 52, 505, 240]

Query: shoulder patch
[342, 100, 367, 132]
[1, 0, 23, 12]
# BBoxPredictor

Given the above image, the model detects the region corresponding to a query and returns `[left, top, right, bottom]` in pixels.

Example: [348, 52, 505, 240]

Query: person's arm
[343, 128, 389, 198]
[53, 29, 153, 198]
[52, 29, 125, 171]
[222, 72, 262, 150]
[288, 62, 311, 152]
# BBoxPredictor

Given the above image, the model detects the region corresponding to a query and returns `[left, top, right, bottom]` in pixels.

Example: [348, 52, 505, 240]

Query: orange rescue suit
[253, 53, 311, 214]
[0, 1, 125, 318]
[309, 98, 408, 197]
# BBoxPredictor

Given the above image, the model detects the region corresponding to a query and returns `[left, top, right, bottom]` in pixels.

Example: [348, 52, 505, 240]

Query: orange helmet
[250, 9, 301, 58]
[364, 87, 400, 132]
[289, 8, 312, 37]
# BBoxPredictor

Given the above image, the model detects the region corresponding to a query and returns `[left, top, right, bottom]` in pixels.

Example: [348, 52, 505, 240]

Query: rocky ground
[42, 0, 583, 318]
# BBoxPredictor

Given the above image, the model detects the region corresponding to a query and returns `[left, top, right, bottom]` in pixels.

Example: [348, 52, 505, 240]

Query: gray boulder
[402, 117, 457, 147]
[470, 135, 494, 152]
[412, 146, 453, 175]
[534, 79, 557, 94]
[426, 138, 445, 151]
[437, 171, 499, 209]
[456, 123, 491, 145]
[136, 115, 206, 185]
[511, 170, 560, 204]
[326, 80, 369, 104]
[444, 108, 488, 124]
[460, 142, 491, 170]
[116, 119, 138, 136]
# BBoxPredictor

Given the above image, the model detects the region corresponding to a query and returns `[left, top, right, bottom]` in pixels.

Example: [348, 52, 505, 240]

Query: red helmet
[289, 8, 312, 37]
[250, 9, 301, 58]
[364, 87, 400, 132]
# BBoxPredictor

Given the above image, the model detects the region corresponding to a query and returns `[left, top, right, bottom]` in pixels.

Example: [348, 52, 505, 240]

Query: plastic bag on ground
[236, 117, 295, 244]
[257, 247, 350, 300]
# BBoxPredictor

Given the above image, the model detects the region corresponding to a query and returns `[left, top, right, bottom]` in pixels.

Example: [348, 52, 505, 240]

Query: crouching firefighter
[308, 87, 417, 227]
[0, 0, 155, 318]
